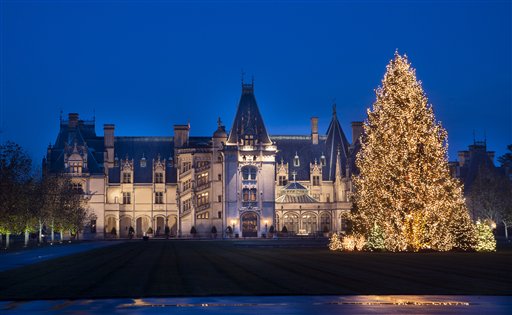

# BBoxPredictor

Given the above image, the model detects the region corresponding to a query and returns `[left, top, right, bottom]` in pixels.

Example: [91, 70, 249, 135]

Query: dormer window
[320, 153, 326, 166]
[293, 152, 300, 167]
[114, 156, 119, 167]
[155, 172, 164, 183]
[140, 155, 147, 168]
[243, 134, 255, 146]
[122, 172, 131, 183]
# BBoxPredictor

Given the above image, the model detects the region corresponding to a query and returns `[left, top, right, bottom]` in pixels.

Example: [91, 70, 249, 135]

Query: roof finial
[332, 99, 337, 117]
[292, 171, 297, 182]
[217, 117, 222, 127]
[241, 68, 245, 85]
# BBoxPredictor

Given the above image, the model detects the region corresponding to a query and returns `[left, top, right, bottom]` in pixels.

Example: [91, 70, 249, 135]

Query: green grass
[0, 239, 511, 300]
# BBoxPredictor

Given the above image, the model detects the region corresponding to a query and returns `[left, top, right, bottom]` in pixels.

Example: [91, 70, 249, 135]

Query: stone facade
[44, 83, 362, 239]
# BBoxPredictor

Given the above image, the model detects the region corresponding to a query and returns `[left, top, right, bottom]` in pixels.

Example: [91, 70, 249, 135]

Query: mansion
[44, 83, 363, 239]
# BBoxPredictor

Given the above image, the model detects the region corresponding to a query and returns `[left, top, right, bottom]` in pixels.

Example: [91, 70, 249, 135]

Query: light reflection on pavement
[1, 295, 511, 314]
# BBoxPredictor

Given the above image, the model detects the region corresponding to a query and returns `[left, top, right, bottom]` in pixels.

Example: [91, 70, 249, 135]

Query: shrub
[475, 221, 496, 252]
[147, 227, 153, 234]
[110, 227, 117, 235]
[269, 225, 275, 233]
[366, 224, 386, 251]
[328, 234, 342, 251]
[281, 226, 288, 233]
[342, 234, 366, 251]
[190, 226, 197, 234]
[211, 226, 217, 234]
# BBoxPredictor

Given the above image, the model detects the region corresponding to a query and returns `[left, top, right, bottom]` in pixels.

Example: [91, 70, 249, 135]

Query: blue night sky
[1, 0, 511, 165]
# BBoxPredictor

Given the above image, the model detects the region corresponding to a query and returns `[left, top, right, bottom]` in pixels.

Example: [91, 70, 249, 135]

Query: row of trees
[0, 142, 93, 248]
[347, 51, 510, 252]
[468, 146, 512, 239]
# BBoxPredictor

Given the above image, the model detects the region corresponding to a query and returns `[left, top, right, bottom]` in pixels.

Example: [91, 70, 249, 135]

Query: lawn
[0, 239, 511, 300]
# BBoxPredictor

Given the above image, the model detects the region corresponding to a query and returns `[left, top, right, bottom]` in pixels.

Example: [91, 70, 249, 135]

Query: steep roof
[325, 105, 350, 181]
[226, 83, 272, 145]
[108, 137, 177, 184]
[47, 119, 104, 174]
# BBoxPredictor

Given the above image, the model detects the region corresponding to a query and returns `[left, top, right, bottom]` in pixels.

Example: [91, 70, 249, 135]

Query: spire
[326, 103, 350, 181]
[335, 146, 342, 182]
[226, 81, 272, 146]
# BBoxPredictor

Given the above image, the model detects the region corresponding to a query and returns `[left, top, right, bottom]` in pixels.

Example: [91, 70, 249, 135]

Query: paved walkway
[0, 241, 123, 272]
[0, 295, 511, 314]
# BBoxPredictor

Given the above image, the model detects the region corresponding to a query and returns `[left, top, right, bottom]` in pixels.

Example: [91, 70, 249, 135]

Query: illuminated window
[155, 192, 164, 204]
[155, 172, 164, 183]
[197, 192, 209, 206]
[123, 192, 131, 204]
[140, 156, 147, 168]
[196, 212, 209, 219]
[122, 172, 131, 183]
[196, 172, 209, 186]
[242, 188, 257, 202]
[320, 154, 326, 166]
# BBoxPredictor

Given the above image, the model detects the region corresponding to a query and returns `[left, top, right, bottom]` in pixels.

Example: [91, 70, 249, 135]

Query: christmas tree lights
[352, 52, 477, 252]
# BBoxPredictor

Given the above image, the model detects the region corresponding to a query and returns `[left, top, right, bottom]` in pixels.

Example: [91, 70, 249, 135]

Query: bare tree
[468, 164, 512, 239]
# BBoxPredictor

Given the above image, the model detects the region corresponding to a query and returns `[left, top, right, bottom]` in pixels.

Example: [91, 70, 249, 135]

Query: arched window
[283, 213, 299, 233]
[320, 213, 331, 232]
[302, 213, 317, 234]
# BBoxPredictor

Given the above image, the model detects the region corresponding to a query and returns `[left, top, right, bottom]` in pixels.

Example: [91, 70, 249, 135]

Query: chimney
[311, 117, 319, 144]
[487, 151, 495, 163]
[351, 121, 363, 144]
[174, 124, 190, 148]
[458, 150, 469, 167]
[68, 113, 79, 128]
[104, 124, 115, 168]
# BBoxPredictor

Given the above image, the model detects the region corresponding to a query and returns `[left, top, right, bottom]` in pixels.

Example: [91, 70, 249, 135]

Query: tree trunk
[51, 220, 55, 243]
[24, 230, 29, 247]
[503, 221, 509, 239]
[6, 233, 10, 248]
[38, 219, 43, 243]
[61, 229, 65, 242]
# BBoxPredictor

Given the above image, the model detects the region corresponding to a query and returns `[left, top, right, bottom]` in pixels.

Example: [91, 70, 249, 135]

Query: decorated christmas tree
[328, 233, 343, 251]
[352, 51, 476, 252]
[474, 221, 496, 252]
[366, 224, 386, 251]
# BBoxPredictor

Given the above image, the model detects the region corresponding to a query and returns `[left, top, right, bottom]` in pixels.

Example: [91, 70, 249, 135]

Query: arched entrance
[105, 216, 117, 237]
[155, 216, 165, 236]
[241, 212, 258, 237]
[120, 216, 132, 237]
[136, 216, 150, 237]
[168, 215, 178, 236]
